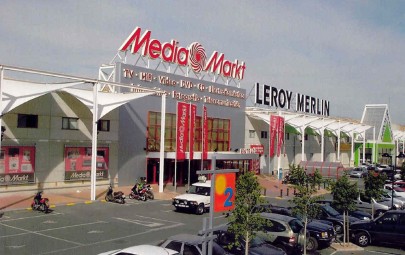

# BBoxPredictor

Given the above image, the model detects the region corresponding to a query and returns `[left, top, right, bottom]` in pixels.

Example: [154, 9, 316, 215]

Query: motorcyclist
[132, 179, 144, 195]
[34, 191, 43, 207]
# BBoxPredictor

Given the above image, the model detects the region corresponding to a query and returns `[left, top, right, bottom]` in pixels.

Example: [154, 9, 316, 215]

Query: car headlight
[188, 201, 198, 205]
[321, 232, 328, 238]
[363, 216, 370, 220]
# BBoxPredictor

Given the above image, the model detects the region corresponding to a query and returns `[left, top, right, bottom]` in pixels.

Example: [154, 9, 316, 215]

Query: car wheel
[355, 232, 370, 247]
[196, 204, 204, 215]
[306, 236, 318, 252]
[334, 224, 343, 235]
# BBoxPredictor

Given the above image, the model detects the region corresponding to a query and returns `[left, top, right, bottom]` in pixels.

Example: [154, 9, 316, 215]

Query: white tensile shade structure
[0, 65, 156, 201]
[246, 108, 373, 170]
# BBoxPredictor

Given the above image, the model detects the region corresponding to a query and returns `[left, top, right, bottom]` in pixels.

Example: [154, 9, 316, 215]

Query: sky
[0, 0, 404, 125]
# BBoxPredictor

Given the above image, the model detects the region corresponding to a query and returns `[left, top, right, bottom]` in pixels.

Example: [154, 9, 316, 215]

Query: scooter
[129, 184, 147, 201]
[31, 191, 50, 213]
[105, 185, 126, 204]
[144, 184, 154, 200]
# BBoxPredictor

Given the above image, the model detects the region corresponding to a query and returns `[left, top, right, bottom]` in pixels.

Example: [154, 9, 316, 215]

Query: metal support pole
[91, 82, 99, 201]
[159, 94, 166, 193]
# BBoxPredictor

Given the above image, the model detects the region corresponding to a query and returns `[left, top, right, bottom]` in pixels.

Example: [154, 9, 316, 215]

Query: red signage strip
[269, 115, 278, 157]
[202, 105, 208, 160]
[277, 117, 285, 157]
[176, 102, 190, 160]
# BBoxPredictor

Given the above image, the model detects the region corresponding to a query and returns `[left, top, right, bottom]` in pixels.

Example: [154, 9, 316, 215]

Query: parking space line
[37, 222, 185, 255]
[0, 222, 84, 246]
[0, 212, 63, 222]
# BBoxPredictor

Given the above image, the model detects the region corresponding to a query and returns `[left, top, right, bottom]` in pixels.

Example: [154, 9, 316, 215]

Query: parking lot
[0, 199, 218, 255]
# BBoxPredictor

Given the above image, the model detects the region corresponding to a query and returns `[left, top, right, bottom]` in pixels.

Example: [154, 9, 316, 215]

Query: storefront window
[147, 111, 230, 152]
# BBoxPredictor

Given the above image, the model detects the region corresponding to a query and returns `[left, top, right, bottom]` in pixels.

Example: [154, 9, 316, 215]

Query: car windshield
[188, 185, 210, 196]
[322, 205, 340, 217]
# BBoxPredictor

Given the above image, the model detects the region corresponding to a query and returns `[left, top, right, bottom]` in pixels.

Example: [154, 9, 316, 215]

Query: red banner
[202, 105, 208, 160]
[189, 104, 197, 160]
[277, 116, 285, 157]
[269, 115, 278, 157]
[214, 173, 236, 212]
[176, 102, 190, 160]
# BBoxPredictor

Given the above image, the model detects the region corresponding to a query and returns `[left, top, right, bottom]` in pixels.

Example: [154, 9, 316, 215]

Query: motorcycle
[144, 184, 154, 200]
[105, 185, 126, 204]
[31, 191, 50, 213]
[129, 183, 147, 201]
[282, 173, 290, 184]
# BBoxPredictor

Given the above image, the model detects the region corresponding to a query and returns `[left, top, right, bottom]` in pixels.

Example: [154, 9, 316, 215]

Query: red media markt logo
[119, 27, 246, 80]
[188, 42, 207, 73]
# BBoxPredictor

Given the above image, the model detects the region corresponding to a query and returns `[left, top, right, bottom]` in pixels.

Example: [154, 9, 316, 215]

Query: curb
[330, 242, 364, 251]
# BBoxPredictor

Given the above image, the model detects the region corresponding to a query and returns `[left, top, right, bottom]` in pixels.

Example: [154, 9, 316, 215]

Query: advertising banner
[64, 147, 109, 181]
[202, 105, 208, 160]
[269, 115, 279, 157]
[0, 146, 36, 185]
[277, 116, 285, 157]
[189, 104, 197, 160]
[176, 102, 190, 160]
[214, 173, 236, 212]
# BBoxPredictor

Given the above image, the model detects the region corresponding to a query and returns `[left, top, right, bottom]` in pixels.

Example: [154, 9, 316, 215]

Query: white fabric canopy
[62, 88, 154, 120]
[1, 79, 83, 113]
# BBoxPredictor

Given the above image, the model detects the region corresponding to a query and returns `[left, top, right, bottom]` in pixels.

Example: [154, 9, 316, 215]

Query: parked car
[172, 181, 211, 215]
[350, 210, 405, 248]
[314, 203, 360, 234]
[382, 189, 405, 204]
[256, 212, 306, 255]
[159, 233, 230, 255]
[377, 164, 391, 171]
[98, 244, 179, 255]
[349, 168, 368, 178]
[315, 200, 372, 221]
[354, 194, 390, 217]
[264, 205, 335, 252]
[386, 187, 405, 199]
[214, 227, 287, 255]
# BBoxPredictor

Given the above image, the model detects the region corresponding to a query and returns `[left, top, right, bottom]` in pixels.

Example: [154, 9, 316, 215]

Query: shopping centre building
[0, 26, 404, 196]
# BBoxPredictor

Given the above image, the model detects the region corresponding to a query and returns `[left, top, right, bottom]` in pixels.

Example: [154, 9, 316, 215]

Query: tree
[330, 173, 358, 245]
[289, 165, 322, 255]
[364, 170, 386, 201]
[227, 171, 269, 255]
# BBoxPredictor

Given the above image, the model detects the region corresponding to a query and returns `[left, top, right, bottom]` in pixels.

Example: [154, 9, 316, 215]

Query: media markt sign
[0, 173, 35, 185]
[119, 27, 246, 80]
[65, 170, 108, 181]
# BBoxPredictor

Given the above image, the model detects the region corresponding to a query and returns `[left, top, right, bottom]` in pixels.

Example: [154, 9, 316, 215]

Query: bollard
[293, 188, 296, 195]
[286, 188, 289, 196]
[263, 188, 267, 196]
[280, 189, 283, 198]
[323, 181, 326, 189]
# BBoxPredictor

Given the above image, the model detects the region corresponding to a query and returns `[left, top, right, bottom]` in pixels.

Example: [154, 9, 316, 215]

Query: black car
[265, 205, 335, 252]
[215, 228, 287, 255]
[316, 200, 372, 221]
[314, 203, 361, 235]
[350, 210, 405, 248]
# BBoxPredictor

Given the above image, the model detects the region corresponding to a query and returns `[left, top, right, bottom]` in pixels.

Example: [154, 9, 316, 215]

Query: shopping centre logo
[119, 27, 246, 80]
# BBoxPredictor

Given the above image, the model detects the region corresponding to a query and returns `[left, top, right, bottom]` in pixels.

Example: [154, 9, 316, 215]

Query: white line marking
[0, 212, 63, 222]
[114, 217, 164, 227]
[0, 222, 84, 245]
